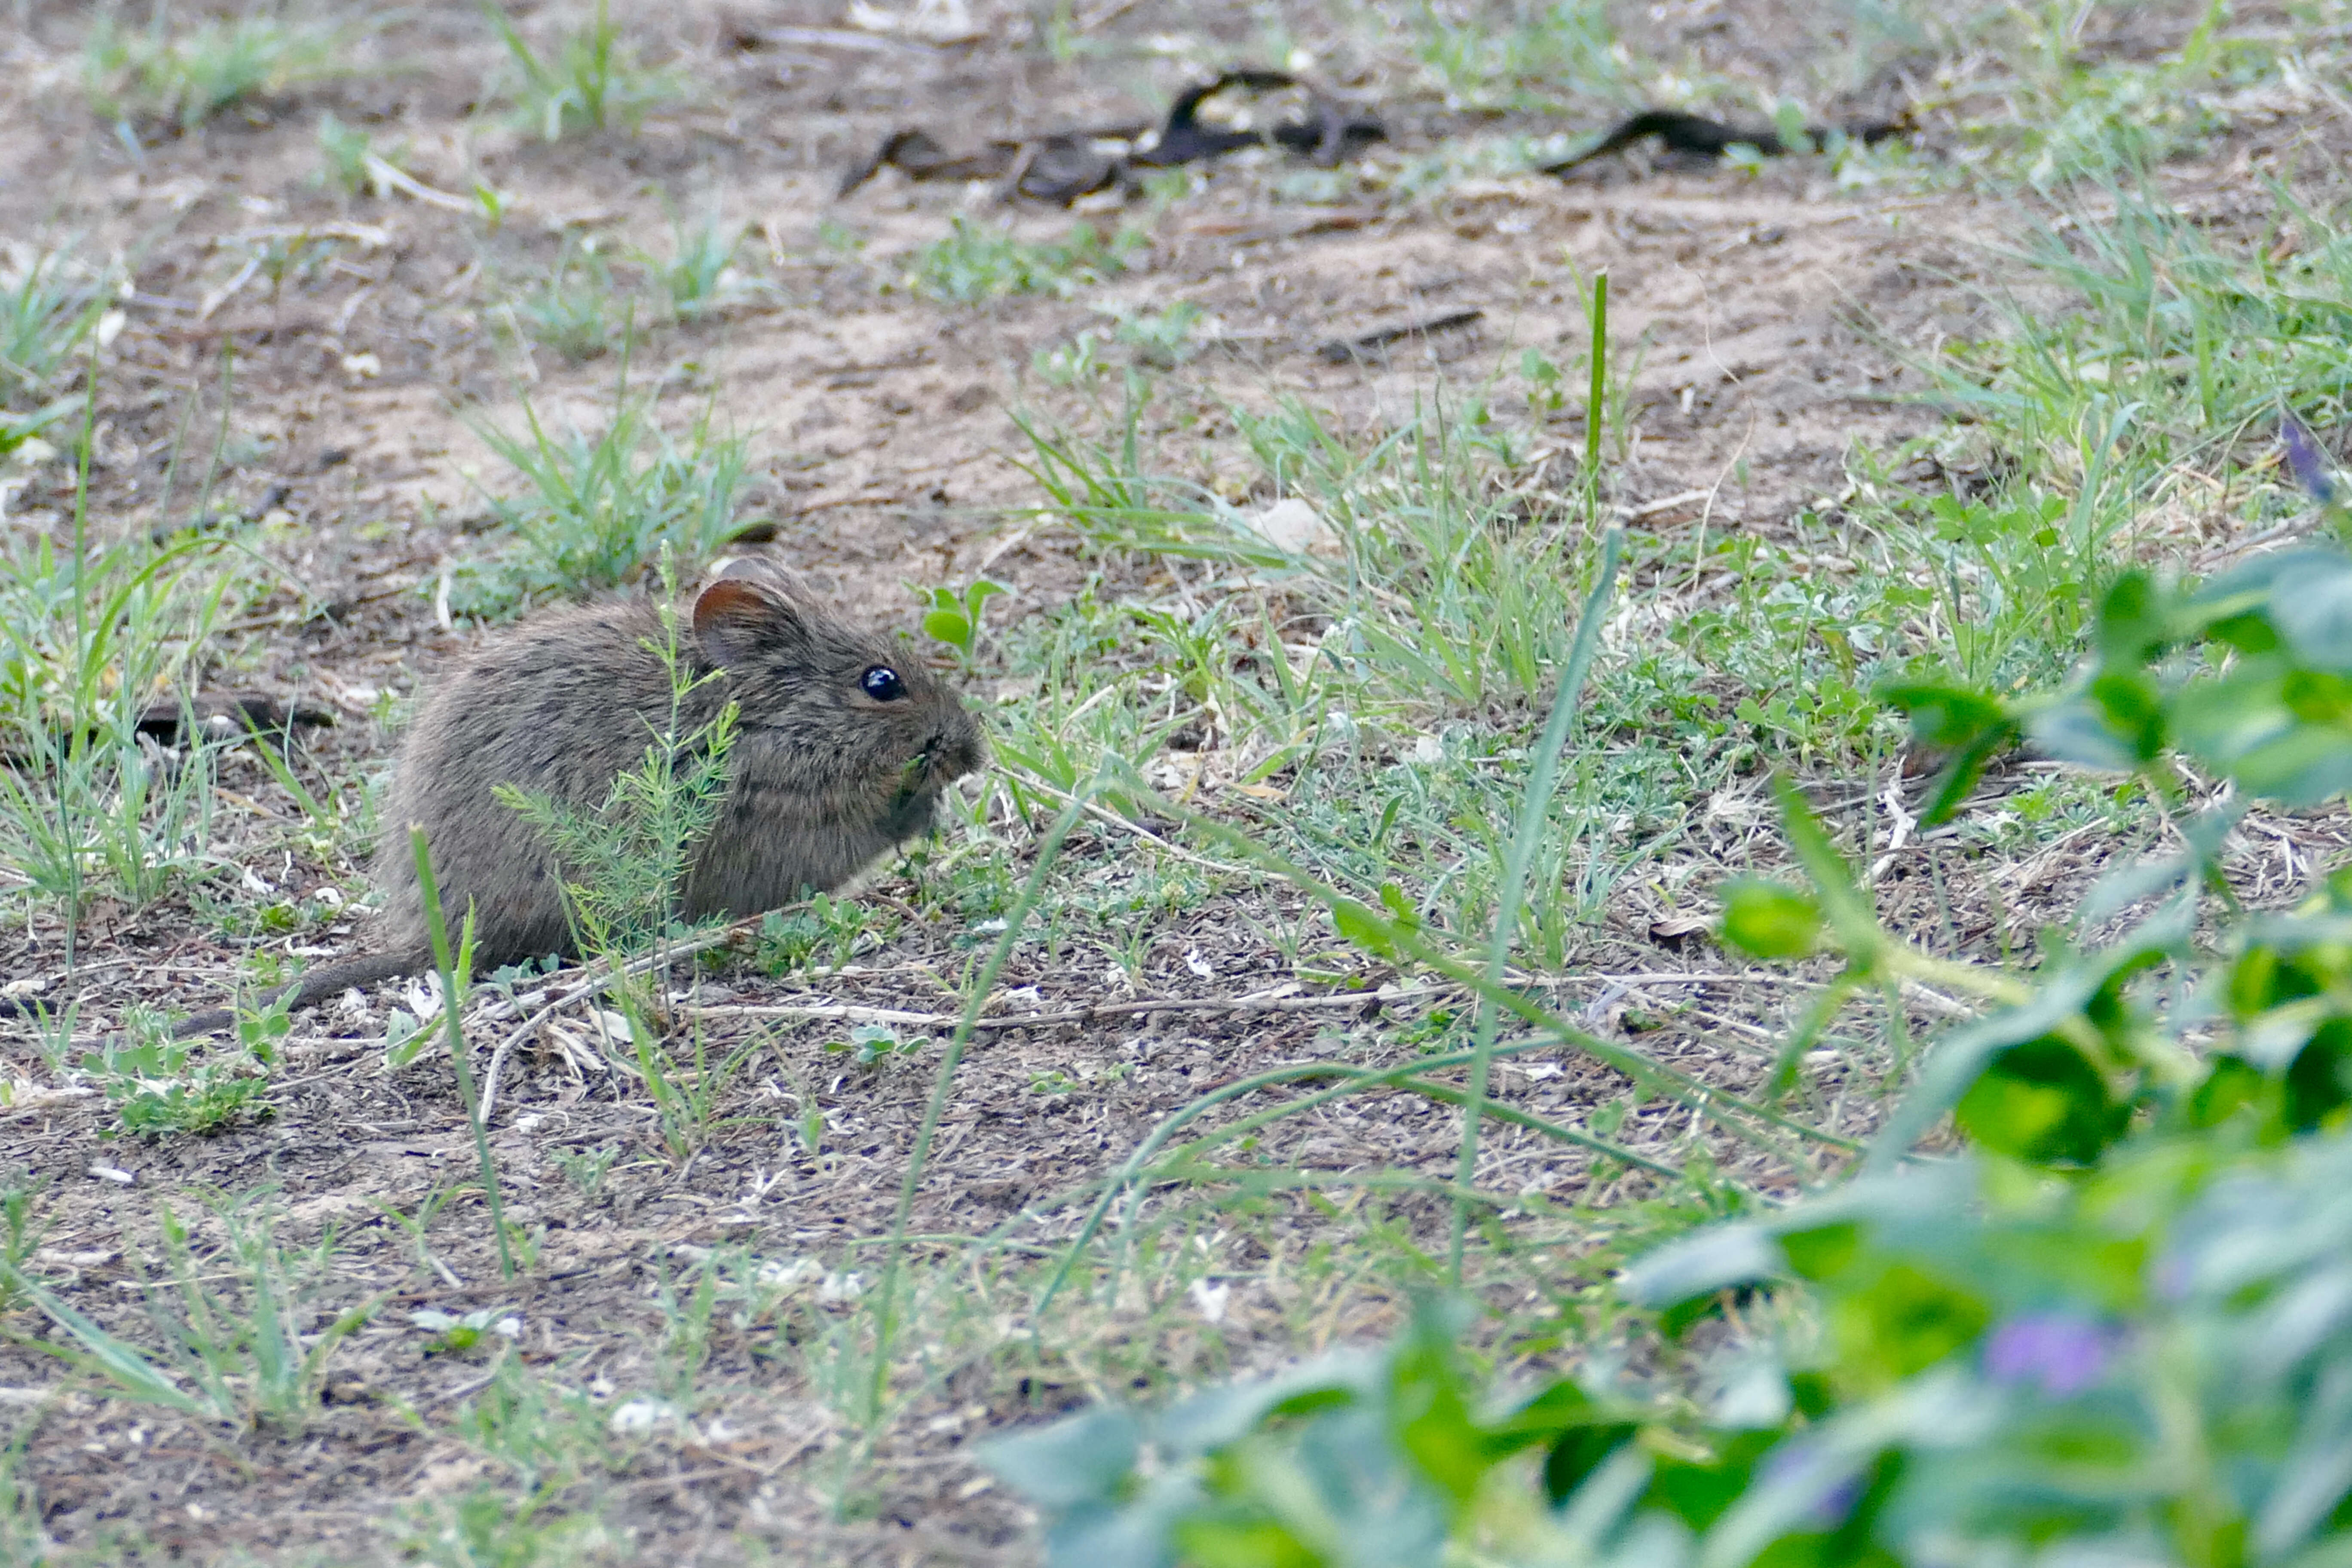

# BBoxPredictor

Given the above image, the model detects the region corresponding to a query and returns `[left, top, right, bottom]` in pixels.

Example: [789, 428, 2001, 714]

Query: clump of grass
[0, 1191, 374, 1431]
[652, 220, 764, 319]
[83, 12, 348, 134]
[486, 0, 680, 141]
[905, 218, 1142, 304]
[0, 488, 240, 937]
[1964, 0, 2253, 188]
[1924, 184, 2352, 560]
[450, 381, 750, 619]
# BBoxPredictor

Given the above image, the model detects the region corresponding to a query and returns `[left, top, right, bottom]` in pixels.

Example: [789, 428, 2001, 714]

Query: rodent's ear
[692, 572, 808, 664]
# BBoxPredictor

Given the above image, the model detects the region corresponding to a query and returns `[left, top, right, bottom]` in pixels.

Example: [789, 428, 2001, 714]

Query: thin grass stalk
[189, 342, 235, 532]
[864, 784, 1093, 1433]
[1449, 525, 1622, 1283]
[410, 826, 514, 1281]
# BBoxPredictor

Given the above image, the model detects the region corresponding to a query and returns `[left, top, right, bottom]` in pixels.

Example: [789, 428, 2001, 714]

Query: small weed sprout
[553, 1143, 623, 1197]
[315, 111, 407, 194]
[83, 12, 348, 134]
[486, 0, 679, 141]
[410, 1305, 521, 1357]
[79, 1014, 279, 1138]
[1033, 330, 1108, 387]
[757, 894, 885, 974]
[1112, 301, 1204, 367]
[912, 578, 1004, 661]
[0, 1170, 48, 1315]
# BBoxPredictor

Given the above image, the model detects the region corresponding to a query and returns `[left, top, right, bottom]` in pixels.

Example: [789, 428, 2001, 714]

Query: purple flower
[2284, 417, 2337, 505]
[1982, 1311, 2113, 1397]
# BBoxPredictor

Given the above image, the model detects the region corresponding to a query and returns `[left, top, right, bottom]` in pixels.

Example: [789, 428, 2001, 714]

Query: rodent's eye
[861, 665, 906, 702]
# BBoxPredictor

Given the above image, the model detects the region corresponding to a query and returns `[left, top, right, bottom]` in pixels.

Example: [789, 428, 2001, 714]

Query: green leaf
[1376, 881, 1421, 930]
[2091, 570, 2169, 665]
[2086, 669, 2168, 763]
[1172, 1515, 1320, 1568]
[2282, 1019, 2352, 1132]
[979, 1406, 1143, 1510]
[1390, 1330, 1488, 1511]
[1832, 1262, 1990, 1381]
[1778, 1219, 1863, 1283]
[1874, 681, 2009, 751]
[1719, 879, 1822, 960]
[1619, 1222, 1783, 1309]
[1953, 1036, 2121, 1167]
[922, 606, 974, 651]
[1770, 776, 1879, 962]
[1542, 1424, 1644, 1504]
[1331, 899, 1401, 960]
[2269, 555, 2352, 673]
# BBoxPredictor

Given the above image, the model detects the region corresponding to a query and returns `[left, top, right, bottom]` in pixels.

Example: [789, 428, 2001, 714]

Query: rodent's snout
[922, 712, 987, 786]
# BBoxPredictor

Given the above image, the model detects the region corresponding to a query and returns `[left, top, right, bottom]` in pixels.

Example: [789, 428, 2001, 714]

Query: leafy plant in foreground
[990, 1129, 2352, 1567]
[987, 530, 2352, 1565]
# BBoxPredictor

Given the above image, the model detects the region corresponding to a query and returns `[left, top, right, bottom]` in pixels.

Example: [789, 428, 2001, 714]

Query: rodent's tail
[172, 949, 432, 1039]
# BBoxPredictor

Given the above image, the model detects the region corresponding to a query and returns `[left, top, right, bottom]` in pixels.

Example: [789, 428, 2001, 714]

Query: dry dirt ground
[2, 0, 2349, 1562]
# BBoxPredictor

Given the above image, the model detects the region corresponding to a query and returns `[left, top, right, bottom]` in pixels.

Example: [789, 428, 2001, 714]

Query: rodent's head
[690, 558, 986, 831]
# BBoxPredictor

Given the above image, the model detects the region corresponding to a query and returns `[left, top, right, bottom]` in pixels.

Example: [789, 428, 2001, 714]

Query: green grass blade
[1451, 526, 1623, 1283]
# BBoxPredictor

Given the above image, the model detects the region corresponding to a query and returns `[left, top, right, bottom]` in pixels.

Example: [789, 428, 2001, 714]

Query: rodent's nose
[926, 717, 986, 781]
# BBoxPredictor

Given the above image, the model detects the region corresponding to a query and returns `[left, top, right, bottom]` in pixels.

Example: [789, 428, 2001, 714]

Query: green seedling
[411, 1306, 521, 1357]
[913, 578, 1003, 658]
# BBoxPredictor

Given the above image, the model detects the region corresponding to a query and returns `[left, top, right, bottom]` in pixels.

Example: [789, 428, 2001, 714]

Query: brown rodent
[175, 557, 985, 1035]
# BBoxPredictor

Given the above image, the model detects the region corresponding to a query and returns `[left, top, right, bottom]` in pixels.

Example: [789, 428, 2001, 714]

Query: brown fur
[176, 560, 984, 1035]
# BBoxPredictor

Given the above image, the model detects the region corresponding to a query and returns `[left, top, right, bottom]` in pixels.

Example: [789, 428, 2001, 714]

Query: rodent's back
[376, 599, 699, 966]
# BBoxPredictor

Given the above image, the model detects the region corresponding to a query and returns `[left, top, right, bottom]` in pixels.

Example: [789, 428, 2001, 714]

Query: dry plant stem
[475, 911, 771, 1125]
[1451, 524, 1621, 1285]
[864, 787, 1091, 1436]
[411, 827, 514, 1281]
